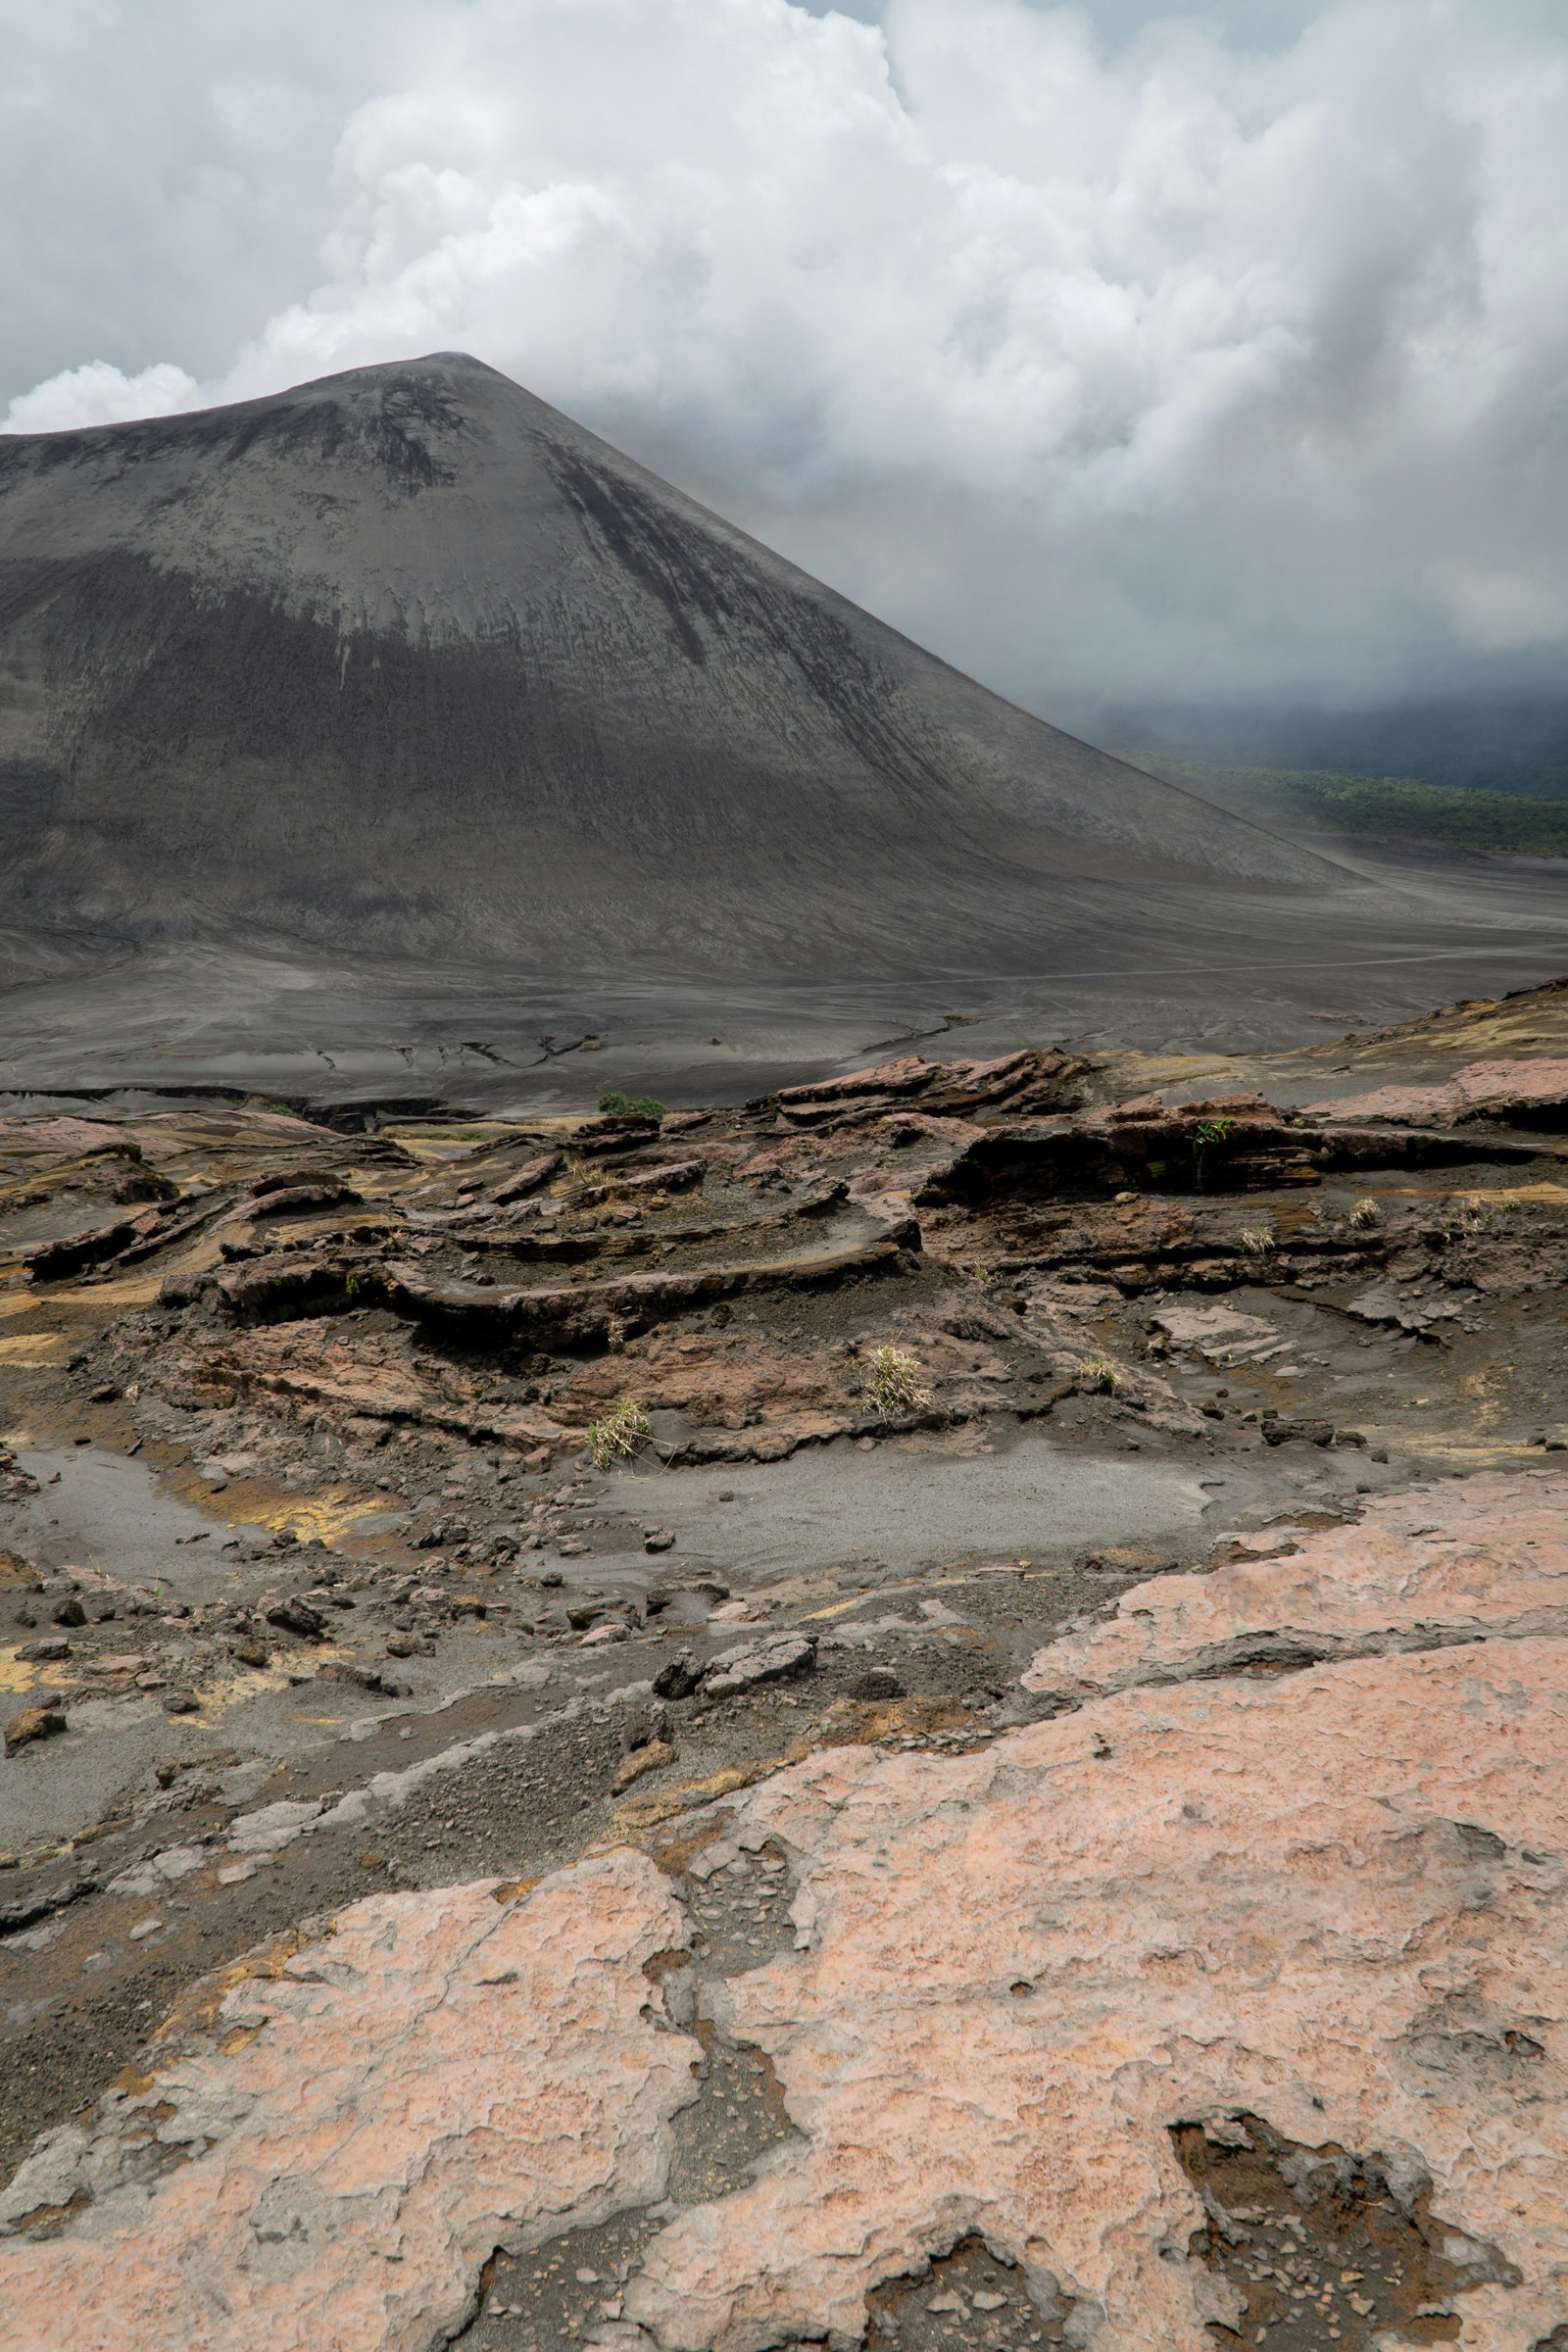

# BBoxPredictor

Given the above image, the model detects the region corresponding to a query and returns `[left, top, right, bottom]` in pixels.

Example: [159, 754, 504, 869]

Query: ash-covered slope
[0, 352, 1331, 971]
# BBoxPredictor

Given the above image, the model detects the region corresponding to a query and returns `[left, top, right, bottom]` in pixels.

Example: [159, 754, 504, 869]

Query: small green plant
[343, 1271, 361, 1298]
[863, 1343, 933, 1418]
[1080, 1354, 1123, 1394]
[1348, 1197, 1381, 1228]
[1238, 1225, 1274, 1257]
[598, 1091, 666, 1120]
[586, 1396, 652, 1469]
[1187, 1115, 1234, 1191]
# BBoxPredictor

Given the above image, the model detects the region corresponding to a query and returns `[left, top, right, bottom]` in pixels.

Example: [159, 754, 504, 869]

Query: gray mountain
[0, 352, 1336, 978]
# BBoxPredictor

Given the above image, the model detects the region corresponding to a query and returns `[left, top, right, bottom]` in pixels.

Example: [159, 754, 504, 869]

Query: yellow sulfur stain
[0, 1331, 69, 1364]
[186, 1644, 354, 1723]
[242, 1492, 386, 1546]
[1420, 1439, 1552, 1469]
[41, 1274, 167, 1312]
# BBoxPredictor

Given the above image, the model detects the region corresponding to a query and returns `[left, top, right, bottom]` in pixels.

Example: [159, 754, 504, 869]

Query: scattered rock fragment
[701, 1630, 816, 1699]
[1082, 1545, 1177, 1577]
[265, 1596, 325, 1641]
[1344, 1281, 1462, 1334]
[4, 1706, 67, 1756]
[653, 1648, 703, 1701]
[1259, 1413, 1336, 1446]
[850, 1668, 903, 1701]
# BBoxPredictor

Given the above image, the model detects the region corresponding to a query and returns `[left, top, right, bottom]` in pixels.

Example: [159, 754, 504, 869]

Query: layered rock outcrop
[1305, 1056, 1568, 1129]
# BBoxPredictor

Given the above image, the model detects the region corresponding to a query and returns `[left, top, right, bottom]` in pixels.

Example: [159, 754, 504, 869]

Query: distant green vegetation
[1119, 756, 1568, 858]
[598, 1090, 666, 1119]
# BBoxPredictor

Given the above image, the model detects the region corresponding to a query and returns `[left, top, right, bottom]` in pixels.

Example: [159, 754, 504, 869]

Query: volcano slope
[4, 349, 1568, 1102]
[0, 350, 1323, 964]
[3, 982, 1568, 2348]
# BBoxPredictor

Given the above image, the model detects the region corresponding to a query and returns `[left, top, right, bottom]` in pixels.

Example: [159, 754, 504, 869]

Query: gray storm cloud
[4, 0, 1566, 712]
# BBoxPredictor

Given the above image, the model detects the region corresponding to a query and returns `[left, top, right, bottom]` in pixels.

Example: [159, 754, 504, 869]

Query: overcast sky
[4, 0, 1565, 718]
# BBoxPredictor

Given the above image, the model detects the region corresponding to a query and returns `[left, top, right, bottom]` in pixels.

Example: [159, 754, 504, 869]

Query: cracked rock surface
[1023, 1467, 1568, 1699]
[0, 1852, 694, 2351]
[627, 1636, 1568, 2352]
[6, 1506, 1568, 2349]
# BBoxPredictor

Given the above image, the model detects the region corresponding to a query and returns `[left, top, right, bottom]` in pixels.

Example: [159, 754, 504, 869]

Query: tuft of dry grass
[1441, 1191, 1520, 1240]
[863, 1343, 933, 1418]
[1238, 1225, 1275, 1256]
[587, 1396, 652, 1469]
[1080, 1355, 1123, 1395]
[1348, 1197, 1381, 1228]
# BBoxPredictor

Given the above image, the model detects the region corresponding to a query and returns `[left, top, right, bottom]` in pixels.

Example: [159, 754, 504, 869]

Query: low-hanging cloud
[5, 0, 1567, 713]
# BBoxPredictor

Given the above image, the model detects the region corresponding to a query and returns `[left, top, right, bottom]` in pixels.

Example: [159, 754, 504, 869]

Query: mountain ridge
[0, 351, 1337, 973]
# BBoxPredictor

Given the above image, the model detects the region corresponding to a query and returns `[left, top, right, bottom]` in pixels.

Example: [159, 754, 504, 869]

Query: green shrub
[598, 1091, 666, 1120]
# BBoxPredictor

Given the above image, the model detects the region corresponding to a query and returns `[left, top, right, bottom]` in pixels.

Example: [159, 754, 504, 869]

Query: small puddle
[6, 1447, 270, 1598]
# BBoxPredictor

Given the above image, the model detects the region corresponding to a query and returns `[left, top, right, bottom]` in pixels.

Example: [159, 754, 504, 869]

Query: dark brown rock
[5, 1706, 67, 1756]
[266, 1596, 326, 1641]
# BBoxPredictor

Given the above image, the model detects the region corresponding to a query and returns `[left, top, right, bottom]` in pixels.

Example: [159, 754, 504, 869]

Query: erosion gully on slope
[1, 982, 1568, 2348]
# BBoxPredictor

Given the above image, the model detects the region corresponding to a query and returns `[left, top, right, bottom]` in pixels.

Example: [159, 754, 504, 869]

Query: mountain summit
[0, 352, 1328, 970]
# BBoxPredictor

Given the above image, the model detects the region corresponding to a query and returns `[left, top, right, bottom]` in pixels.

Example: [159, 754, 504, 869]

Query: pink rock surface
[0, 1853, 696, 2352]
[0, 1115, 129, 1156]
[631, 1640, 1568, 2352]
[1023, 1469, 1568, 1701]
[11, 1485, 1568, 2352]
[1304, 1054, 1568, 1125]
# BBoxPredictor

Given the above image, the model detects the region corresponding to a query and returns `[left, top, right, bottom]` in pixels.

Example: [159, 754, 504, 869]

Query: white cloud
[4, 0, 1567, 710]
[2, 360, 201, 434]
